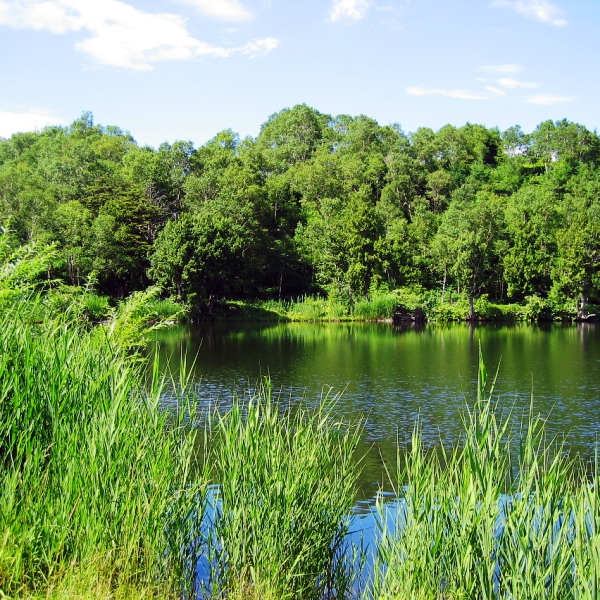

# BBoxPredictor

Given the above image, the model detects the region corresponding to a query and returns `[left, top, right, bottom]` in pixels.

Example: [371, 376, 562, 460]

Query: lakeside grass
[0, 292, 362, 599]
[208, 383, 362, 600]
[0, 295, 205, 599]
[204, 289, 596, 323]
[371, 352, 600, 600]
[0, 236, 364, 599]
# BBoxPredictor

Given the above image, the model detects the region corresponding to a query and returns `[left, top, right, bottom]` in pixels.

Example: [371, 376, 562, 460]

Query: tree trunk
[468, 295, 476, 321]
[278, 271, 283, 300]
[578, 291, 588, 320]
[441, 268, 447, 303]
[207, 294, 216, 315]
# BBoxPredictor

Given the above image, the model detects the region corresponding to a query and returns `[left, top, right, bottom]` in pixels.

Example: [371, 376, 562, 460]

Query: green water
[151, 321, 600, 501]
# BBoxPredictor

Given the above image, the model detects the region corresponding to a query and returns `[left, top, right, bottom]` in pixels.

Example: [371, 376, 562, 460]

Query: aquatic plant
[209, 382, 362, 600]
[371, 350, 600, 600]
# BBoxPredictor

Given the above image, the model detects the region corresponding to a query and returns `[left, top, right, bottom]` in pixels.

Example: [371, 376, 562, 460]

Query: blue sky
[0, 0, 598, 147]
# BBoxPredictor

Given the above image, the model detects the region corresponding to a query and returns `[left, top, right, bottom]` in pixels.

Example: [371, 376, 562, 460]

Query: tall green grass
[143, 296, 189, 322]
[371, 351, 600, 600]
[0, 296, 205, 598]
[352, 294, 399, 320]
[209, 383, 362, 600]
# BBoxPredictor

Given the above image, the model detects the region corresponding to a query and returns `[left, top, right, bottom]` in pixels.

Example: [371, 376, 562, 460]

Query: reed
[209, 383, 362, 600]
[371, 350, 600, 600]
[0, 295, 205, 598]
[144, 297, 188, 322]
[352, 294, 399, 320]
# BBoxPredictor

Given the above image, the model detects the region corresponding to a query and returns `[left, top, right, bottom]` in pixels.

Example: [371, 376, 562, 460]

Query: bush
[286, 296, 333, 321]
[45, 285, 112, 322]
[429, 297, 471, 321]
[521, 294, 549, 321]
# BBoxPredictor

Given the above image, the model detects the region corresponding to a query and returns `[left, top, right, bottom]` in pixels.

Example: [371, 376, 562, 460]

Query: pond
[150, 321, 600, 504]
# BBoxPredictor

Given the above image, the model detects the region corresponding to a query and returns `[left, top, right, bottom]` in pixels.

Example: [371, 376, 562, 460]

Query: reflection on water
[150, 321, 600, 501]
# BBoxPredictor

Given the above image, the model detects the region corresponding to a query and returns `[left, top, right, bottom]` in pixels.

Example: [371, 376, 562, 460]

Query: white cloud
[490, 0, 568, 26]
[0, 0, 279, 70]
[406, 87, 490, 100]
[329, 0, 369, 22]
[0, 109, 64, 138]
[239, 37, 280, 56]
[526, 94, 572, 105]
[480, 64, 521, 74]
[485, 86, 506, 96]
[175, 0, 252, 22]
[497, 78, 538, 89]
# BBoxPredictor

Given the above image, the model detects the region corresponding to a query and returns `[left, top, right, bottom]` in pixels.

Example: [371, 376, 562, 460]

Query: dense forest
[1, 105, 600, 320]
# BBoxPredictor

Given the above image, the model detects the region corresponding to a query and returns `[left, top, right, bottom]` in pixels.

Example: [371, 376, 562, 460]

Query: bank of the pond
[167, 291, 599, 324]
[44, 285, 599, 325]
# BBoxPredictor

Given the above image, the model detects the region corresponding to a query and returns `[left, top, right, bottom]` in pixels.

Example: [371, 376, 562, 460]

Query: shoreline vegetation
[199, 290, 600, 323]
[2, 240, 600, 599]
[47, 288, 600, 326]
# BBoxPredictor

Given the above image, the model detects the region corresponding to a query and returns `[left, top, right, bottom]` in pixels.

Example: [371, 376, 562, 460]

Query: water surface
[151, 321, 600, 502]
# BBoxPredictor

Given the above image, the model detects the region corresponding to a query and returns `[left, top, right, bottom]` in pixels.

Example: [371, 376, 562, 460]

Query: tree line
[1, 106, 599, 318]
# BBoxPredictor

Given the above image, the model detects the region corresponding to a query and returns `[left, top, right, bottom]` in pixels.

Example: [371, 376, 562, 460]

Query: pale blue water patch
[193, 484, 370, 599]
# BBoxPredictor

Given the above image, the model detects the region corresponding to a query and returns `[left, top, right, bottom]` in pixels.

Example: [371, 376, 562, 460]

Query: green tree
[91, 187, 161, 295]
[255, 104, 330, 174]
[552, 171, 600, 313]
[434, 192, 505, 319]
[149, 197, 265, 312]
[531, 119, 600, 173]
[503, 184, 559, 299]
[52, 201, 94, 286]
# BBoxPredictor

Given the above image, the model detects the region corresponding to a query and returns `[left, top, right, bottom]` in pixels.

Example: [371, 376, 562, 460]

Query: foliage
[2, 111, 600, 319]
[45, 284, 112, 321]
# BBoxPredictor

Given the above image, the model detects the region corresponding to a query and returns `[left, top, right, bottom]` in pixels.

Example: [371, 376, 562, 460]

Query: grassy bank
[0, 298, 362, 598]
[42, 285, 189, 324]
[0, 295, 204, 598]
[205, 288, 596, 323]
[0, 238, 364, 599]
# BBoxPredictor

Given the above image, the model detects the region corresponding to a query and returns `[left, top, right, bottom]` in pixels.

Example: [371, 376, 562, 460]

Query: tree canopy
[1, 107, 599, 315]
